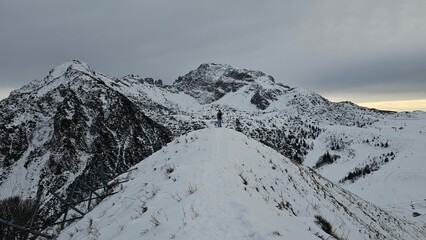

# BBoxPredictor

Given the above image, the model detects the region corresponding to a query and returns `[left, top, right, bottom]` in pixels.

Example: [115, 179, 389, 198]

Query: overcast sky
[1, 0, 425, 110]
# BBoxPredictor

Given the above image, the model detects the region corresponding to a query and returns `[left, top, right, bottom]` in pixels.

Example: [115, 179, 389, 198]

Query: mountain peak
[173, 63, 275, 104]
[191, 62, 271, 83]
[45, 59, 93, 80]
[11, 60, 98, 97]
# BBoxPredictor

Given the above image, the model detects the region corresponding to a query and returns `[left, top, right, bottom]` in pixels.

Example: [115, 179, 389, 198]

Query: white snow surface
[58, 128, 424, 240]
[304, 112, 426, 224]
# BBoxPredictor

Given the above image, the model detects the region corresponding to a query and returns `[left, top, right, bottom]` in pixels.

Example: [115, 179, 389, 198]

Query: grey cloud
[0, 0, 297, 85]
[1, 0, 426, 104]
[309, 52, 426, 96]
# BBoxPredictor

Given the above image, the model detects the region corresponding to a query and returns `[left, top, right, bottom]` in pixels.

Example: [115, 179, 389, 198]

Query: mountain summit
[58, 128, 425, 240]
[16, 60, 95, 95]
[173, 63, 284, 108]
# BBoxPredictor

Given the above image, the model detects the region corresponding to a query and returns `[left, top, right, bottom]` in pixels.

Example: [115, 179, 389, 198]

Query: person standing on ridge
[216, 110, 223, 128]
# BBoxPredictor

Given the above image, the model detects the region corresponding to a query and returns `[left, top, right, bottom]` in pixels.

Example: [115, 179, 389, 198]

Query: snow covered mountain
[57, 128, 425, 240]
[0, 60, 171, 223]
[0, 60, 425, 236]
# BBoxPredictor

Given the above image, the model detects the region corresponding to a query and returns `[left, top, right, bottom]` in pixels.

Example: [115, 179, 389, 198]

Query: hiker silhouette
[216, 110, 223, 127]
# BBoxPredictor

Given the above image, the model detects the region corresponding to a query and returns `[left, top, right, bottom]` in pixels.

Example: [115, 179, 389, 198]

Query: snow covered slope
[302, 111, 426, 224]
[58, 128, 424, 240]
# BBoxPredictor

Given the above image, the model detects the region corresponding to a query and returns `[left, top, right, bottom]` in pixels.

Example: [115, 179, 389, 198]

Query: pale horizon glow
[358, 99, 426, 112]
[0, 89, 13, 101]
[325, 92, 426, 112]
[327, 94, 426, 112]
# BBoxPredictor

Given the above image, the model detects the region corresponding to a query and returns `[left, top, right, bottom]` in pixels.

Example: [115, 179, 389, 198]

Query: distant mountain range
[1, 60, 425, 237]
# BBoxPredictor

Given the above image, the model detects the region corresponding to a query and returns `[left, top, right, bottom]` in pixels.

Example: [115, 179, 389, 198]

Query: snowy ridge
[58, 128, 425, 240]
